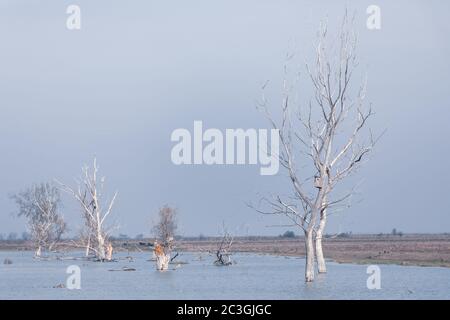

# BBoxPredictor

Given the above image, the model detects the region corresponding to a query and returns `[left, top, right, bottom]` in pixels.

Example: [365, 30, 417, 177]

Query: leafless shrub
[214, 223, 234, 266]
[152, 205, 177, 270]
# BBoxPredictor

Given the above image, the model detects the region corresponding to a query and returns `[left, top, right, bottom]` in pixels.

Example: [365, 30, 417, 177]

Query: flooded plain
[1, 251, 449, 299]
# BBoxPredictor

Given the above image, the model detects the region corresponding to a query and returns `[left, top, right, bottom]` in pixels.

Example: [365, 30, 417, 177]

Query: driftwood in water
[214, 223, 234, 266]
[108, 266, 136, 272]
[170, 252, 179, 262]
[214, 252, 232, 266]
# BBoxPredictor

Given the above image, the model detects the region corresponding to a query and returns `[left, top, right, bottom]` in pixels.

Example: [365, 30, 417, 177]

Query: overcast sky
[0, 0, 449, 237]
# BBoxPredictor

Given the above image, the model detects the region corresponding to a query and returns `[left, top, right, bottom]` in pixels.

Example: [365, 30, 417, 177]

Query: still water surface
[0, 251, 449, 299]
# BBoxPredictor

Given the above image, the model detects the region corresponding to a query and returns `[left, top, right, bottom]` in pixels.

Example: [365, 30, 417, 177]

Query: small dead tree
[254, 14, 377, 281]
[57, 158, 117, 261]
[11, 183, 67, 257]
[214, 223, 234, 266]
[152, 205, 177, 270]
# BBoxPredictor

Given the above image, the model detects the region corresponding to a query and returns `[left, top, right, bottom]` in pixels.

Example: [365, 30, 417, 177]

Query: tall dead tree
[152, 205, 177, 270]
[11, 182, 67, 257]
[57, 158, 117, 261]
[255, 14, 377, 281]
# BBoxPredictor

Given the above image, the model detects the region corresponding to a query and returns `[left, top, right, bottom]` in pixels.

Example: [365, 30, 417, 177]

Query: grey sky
[1, 0, 449, 237]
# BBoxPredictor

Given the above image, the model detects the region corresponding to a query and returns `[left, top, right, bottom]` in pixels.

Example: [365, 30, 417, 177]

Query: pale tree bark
[214, 222, 234, 266]
[316, 197, 327, 273]
[152, 206, 177, 271]
[105, 242, 113, 261]
[307, 14, 379, 273]
[155, 246, 170, 271]
[57, 158, 118, 261]
[156, 255, 170, 271]
[305, 230, 315, 282]
[85, 235, 91, 257]
[252, 13, 378, 282]
[36, 246, 42, 257]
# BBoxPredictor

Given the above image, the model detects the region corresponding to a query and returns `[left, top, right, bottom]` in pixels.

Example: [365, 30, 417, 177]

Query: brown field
[172, 234, 450, 268]
[1, 234, 450, 268]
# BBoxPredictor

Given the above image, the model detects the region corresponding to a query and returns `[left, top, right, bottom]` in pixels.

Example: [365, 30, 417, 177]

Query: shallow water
[0, 251, 449, 299]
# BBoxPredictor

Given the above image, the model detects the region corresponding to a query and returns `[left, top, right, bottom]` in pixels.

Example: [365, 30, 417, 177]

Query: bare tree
[254, 14, 377, 281]
[214, 222, 234, 266]
[57, 158, 117, 261]
[11, 183, 67, 257]
[152, 205, 177, 270]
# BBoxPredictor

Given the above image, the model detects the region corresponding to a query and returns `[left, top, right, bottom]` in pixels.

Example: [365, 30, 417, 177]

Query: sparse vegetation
[214, 223, 234, 266]
[11, 182, 66, 257]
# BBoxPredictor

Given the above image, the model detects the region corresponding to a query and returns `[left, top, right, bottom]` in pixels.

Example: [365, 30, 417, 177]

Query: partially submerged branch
[214, 223, 234, 266]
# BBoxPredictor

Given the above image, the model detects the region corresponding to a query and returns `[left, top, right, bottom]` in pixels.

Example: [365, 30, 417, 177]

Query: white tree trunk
[156, 253, 170, 271]
[85, 236, 91, 257]
[316, 208, 327, 273]
[35, 246, 42, 257]
[305, 230, 315, 282]
[315, 232, 326, 273]
[97, 234, 106, 261]
[105, 243, 113, 261]
[315, 194, 328, 273]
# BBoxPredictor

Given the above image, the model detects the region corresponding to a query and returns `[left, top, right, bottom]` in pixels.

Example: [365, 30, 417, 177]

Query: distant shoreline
[1, 234, 450, 268]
